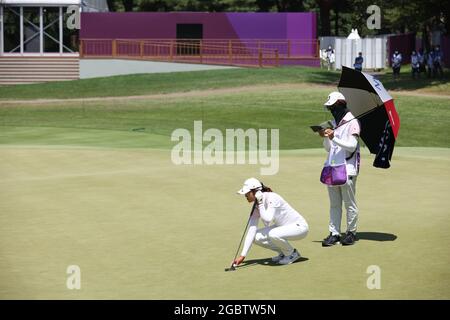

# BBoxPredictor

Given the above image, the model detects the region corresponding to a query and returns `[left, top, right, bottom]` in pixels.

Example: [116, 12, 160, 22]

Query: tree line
[105, 0, 448, 41]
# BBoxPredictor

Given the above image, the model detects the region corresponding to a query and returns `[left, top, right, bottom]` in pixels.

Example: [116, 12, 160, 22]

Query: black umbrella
[338, 67, 400, 169]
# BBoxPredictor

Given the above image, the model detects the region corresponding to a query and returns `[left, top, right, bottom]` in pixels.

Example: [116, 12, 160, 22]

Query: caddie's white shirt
[256, 192, 307, 227]
[325, 112, 361, 176]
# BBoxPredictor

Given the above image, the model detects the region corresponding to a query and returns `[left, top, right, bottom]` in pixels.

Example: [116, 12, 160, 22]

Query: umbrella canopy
[338, 66, 400, 168]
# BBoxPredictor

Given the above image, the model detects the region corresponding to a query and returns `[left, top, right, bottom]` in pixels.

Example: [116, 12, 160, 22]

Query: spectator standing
[354, 52, 364, 72]
[392, 50, 402, 79]
[433, 45, 444, 78]
[411, 51, 420, 79]
[325, 45, 335, 71]
[426, 50, 435, 78]
[418, 48, 426, 74]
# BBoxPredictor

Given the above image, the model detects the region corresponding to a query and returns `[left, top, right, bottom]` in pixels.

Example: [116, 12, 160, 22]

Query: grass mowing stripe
[0, 87, 448, 149]
[0, 67, 340, 100]
[1, 64, 448, 101]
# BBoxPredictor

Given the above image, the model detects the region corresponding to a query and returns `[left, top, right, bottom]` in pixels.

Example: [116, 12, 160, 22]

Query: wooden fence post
[112, 39, 117, 57]
[228, 40, 232, 64]
[140, 40, 144, 58]
[287, 40, 291, 58]
[170, 40, 174, 61]
[258, 48, 262, 67]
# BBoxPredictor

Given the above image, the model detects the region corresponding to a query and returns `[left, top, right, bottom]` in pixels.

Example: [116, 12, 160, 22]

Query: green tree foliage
[104, 0, 448, 39]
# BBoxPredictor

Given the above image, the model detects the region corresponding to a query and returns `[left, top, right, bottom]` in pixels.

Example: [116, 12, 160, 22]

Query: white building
[0, 0, 107, 55]
[0, 0, 107, 84]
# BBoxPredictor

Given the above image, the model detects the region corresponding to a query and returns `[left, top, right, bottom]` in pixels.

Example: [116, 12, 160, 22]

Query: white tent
[347, 29, 361, 40]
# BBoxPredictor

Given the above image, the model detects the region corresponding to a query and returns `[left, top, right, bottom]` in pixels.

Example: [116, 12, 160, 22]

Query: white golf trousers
[254, 222, 309, 256]
[327, 176, 358, 235]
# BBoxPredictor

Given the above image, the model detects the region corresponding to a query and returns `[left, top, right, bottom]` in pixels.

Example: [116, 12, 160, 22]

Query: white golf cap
[324, 91, 346, 106]
[237, 177, 262, 195]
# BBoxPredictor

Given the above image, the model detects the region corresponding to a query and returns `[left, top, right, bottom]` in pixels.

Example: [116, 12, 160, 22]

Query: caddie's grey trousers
[327, 176, 358, 235]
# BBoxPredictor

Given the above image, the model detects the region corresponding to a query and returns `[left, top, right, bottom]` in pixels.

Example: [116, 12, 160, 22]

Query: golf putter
[225, 200, 257, 272]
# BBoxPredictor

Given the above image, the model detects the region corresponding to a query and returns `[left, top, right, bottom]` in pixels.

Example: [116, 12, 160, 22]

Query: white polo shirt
[257, 192, 307, 226]
[240, 192, 308, 257]
[323, 112, 361, 176]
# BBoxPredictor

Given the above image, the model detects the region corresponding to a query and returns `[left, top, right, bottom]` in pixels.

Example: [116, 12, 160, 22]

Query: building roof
[0, 0, 109, 11]
[81, 0, 108, 12]
[1, 0, 81, 4]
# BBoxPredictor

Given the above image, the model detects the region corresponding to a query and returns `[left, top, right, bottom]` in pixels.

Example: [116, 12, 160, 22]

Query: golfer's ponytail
[260, 182, 273, 192]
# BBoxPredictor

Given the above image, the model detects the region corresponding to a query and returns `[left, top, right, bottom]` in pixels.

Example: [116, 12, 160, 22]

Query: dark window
[176, 24, 203, 55]
[23, 7, 40, 53]
[63, 7, 78, 52]
[3, 7, 21, 53]
[43, 7, 60, 53]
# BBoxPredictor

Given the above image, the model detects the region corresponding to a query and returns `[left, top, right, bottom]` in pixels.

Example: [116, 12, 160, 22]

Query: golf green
[0, 146, 448, 299]
[1, 66, 448, 299]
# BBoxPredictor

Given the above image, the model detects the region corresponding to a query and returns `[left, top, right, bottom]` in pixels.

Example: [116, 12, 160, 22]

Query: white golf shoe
[278, 249, 301, 265]
[271, 253, 285, 263]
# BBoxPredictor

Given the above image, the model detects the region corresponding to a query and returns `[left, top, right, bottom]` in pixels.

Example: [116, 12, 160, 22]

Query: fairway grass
[0, 146, 449, 299]
[0, 86, 449, 149]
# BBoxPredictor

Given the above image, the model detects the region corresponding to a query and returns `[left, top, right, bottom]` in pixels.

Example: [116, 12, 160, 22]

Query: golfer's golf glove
[255, 190, 264, 205]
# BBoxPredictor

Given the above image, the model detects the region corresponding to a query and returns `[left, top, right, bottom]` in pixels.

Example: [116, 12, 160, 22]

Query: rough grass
[0, 64, 448, 100]
[0, 66, 339, 100]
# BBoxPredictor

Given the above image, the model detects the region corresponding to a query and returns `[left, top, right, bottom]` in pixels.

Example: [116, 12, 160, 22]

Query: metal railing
[79, 39, 319, 67]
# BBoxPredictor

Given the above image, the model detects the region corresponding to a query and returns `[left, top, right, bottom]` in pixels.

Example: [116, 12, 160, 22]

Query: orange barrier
[80, 39, 319, 67]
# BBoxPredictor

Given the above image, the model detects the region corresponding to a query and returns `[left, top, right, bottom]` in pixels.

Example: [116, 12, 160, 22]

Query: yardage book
[310, 120, 333, 132]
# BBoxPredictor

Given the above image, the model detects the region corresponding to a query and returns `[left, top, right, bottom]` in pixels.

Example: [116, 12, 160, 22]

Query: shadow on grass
[373, 70, 449, 92]
[303, 70, 340, 85]
[356, 232, 397, 241]
[313, 231, 397, 244]
[236, 256, 309, 269]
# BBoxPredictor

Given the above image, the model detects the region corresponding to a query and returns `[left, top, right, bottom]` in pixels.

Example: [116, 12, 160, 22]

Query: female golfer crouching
[233, 178, 309, 266]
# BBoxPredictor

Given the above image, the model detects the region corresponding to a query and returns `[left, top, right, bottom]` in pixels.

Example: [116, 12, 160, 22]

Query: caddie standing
[317, 92, 361, 247]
